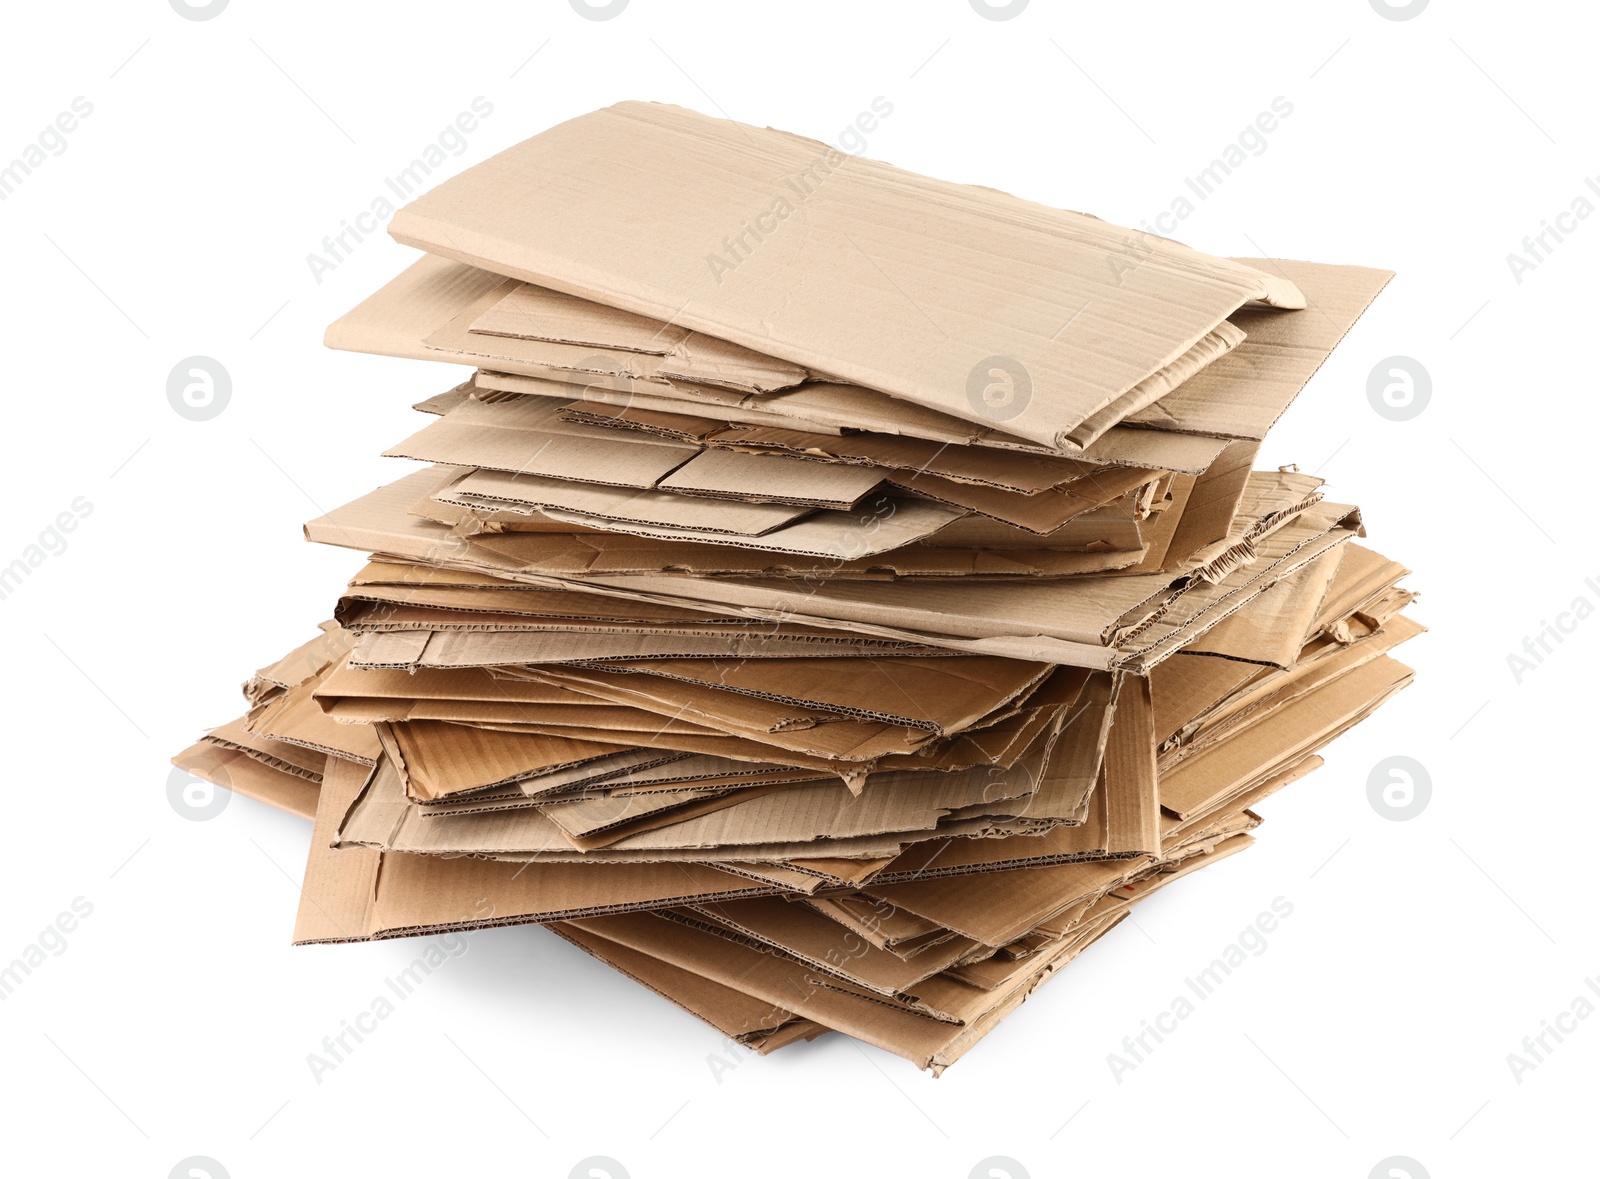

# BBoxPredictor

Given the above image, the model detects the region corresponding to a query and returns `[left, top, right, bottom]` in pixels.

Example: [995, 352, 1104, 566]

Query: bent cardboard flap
[1128, 259, 1395, 440]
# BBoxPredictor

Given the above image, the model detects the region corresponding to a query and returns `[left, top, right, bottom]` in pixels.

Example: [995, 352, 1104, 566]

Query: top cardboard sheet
[388, 101, 1303, 449]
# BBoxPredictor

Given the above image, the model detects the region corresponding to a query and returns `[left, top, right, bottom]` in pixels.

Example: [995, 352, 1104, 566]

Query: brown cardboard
[340, 749, 1039, 863]
[318, 660, 588, 705]
[1160, 654, 1414, 819]
[389, 102, 1303, 450]
[244, 620, 356, 705]
[655, 908, 977, 1023]
[878, 667, 1090, 779]
[1312, 543, 1413, 633]
[536, 653, 1051, 732]
[407, 396, 1157, 545]
[335, 598, 931, 649]
[1056, 324, 1246, 448]
[251, 675, 383, 766]
[1160, 615, 1424, 774]
[1014, 671, 1116, 825]
[436, 482, 1151, 557]
[464, 720, 872, 782]
[656, 448, 886, 509]
[1151, 654, 1262, 753]
[861, 738, 1142, 887]
[858, 640, 1413, 945]
[169, 98, 1425, 1075]
[1126, 259, 1395, 439]
[540, 781, 809, 842]
[498, 491, 969, 562]
[398, 392, 933, 519]
[387, 719, 630, 801]
[326, 694, 718, 734]
[1110, 496, 1361, 673]
[345, 626, 949, 669]
[352, 757, 1043, 859]
[480, 366, 1233, 475]
[1178, 543, 1346, 669]
[546, 921, 819, 1050]
[419, 753, 803, 813]
[305, 468, 1328, 668]
[383, 393, 702, 487]
[546, 786, 793, 852]
[685, 898, 984, 994]
[205, 716, 327, 781]
[576, 407, 1113, 493]
[334, 250, 1379, 481]
[508, 258, 1391, 451]
[338, 566, 750, 627]
[471, 279, 810, 394]
[320, 467, 1124, 574]
[487, 663, 1005, 763]
[1154, 440, 1260, 571]
[445, 468, 820, 535]
[294, 757, 786, 944]
[426, 281, 804, 398]
[323, 253, 509, 363]
[1101, 674, 1162, 855]
[922, 500, 1144, 551]
[559, 903, 1126, 1072]
[887, 467, 1159, 534]
[329, 257, 1234, 474]
[802, 895, 952, 955]
[172, 740, 320, 821]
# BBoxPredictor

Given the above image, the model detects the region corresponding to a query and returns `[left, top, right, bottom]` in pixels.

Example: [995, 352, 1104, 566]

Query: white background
[1, 1, 1592, 1176]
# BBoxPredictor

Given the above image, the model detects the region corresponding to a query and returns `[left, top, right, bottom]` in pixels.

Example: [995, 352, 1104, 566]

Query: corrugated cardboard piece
[175, 100, 1419, 1075]
[388, 102, 1303, 451]
[330, 252, 1388, 474]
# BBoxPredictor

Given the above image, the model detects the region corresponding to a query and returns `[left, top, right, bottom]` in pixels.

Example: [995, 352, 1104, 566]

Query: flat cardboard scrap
[176, 102, 1418, 1075]
[388, 101, 1304, 452]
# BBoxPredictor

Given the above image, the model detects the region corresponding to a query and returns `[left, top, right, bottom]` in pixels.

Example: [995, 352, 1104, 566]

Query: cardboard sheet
[388, 102, 1303, 449]
[305, 468, 1327, 668]
[172, 740, 320, 821]
[345, 626, 949, 669]
[1127, 259, 1394, 439]
[294, 758, 785, 943]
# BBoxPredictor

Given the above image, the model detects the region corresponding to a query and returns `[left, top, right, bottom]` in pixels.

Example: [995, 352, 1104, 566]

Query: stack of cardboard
[174, 103, 1419, 1073]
